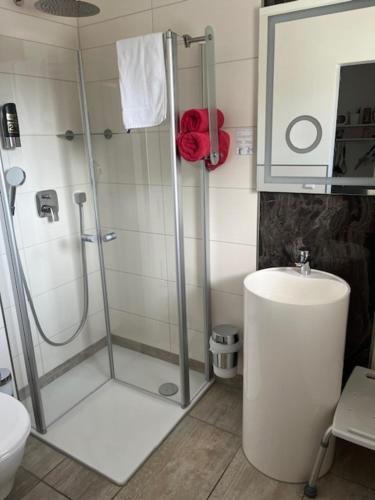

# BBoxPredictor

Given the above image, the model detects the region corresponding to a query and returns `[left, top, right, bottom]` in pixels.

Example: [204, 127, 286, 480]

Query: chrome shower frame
[0, 28, 215, 431]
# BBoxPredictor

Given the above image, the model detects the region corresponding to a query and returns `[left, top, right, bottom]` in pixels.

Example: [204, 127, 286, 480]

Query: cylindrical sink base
[243, 269, 349, 483]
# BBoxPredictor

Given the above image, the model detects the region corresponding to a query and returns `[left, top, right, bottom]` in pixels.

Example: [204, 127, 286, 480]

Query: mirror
[257, 0, 375, 195]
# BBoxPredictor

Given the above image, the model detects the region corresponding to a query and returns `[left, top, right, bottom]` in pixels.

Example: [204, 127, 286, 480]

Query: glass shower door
[83, 32, 209, 405]
[0, 36, 112, 430]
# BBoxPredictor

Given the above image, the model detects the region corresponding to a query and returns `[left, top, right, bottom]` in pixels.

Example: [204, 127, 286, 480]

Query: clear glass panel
[0, 35, 110, 428]
[83, 33, 207, 403]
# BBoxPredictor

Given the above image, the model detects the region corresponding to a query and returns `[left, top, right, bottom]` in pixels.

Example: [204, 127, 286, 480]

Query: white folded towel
[116, 33, 167, 130]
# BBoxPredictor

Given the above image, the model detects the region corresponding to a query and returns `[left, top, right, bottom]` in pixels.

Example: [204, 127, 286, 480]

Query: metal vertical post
[201, 44, 213, 381]
[0, 152, 46, 433]
[165, 30, 190, 408]
[77, 51, 115, 379]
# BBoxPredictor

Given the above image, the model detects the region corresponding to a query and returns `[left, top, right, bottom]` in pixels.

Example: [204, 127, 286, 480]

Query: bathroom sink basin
[242, 267, 350, 483]
[243, 267, 350, 306]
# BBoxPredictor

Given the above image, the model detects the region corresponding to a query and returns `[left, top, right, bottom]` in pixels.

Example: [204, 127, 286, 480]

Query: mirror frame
[257, 0, 375, 195]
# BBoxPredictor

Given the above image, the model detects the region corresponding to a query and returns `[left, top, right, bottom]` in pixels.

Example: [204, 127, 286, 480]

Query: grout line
[78, 8, 152, 30]
[0, 70, 77, 83]
[330, 471, 375, 493]
[41, 479, 71, 499]
[188, 413, 241, 438]
[0, 31, 78, 52]
[206, 443, 242, 499]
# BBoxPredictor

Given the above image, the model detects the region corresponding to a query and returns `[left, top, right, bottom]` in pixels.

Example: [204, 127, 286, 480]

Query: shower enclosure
[0, 26, 216, 436]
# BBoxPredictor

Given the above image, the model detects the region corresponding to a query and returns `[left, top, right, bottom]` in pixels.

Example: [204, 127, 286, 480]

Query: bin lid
[0, 368, 11, 387]
[212, 324, 239, 344]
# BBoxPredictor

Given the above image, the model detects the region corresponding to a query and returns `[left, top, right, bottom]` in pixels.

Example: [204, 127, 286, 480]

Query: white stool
[304, 366, 375, 497]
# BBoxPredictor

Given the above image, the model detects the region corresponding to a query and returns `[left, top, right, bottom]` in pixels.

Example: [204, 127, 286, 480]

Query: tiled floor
[7, 382, 375, 500]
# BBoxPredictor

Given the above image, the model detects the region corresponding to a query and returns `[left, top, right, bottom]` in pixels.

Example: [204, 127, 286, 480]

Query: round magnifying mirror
[286, 115, 322, 154]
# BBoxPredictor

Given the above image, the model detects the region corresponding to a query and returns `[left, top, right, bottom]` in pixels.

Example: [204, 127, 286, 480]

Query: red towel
[181, 108, 224, 133]
[205, 130, 231, 171]
[177, 132, 211, 162]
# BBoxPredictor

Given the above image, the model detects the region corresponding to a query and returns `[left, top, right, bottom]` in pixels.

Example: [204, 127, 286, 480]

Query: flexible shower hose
[19, 202, 89, 347]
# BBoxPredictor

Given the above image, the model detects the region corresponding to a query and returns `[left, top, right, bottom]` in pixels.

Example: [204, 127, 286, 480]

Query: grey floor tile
[303, 474, 375, 499]
[210, 448, 303, 500]
[332, 439, 375, 490]
[22, 437, 65, 479]
[115, 415, 241, 500]
[190, 383, 242, 435]
[6, 467, 39, 500]
[44, 458, 117, 500]
[78, 476, 120, 500]
[20, 482, 68, 500]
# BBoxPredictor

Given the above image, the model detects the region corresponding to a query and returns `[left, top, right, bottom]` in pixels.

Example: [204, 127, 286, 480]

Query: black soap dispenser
[1, 103, 21, 149]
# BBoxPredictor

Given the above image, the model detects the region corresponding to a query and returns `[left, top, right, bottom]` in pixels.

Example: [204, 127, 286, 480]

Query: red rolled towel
[205, 130, 231, 171]
[177, 131, 211, 162]
[181, 108, 224, 133]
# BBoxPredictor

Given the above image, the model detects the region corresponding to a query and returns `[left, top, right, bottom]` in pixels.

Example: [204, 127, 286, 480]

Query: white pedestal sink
[243, 267, 350, 483]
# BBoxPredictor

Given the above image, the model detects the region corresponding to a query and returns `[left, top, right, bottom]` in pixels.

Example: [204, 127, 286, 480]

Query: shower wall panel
[0, 31, 106, 390]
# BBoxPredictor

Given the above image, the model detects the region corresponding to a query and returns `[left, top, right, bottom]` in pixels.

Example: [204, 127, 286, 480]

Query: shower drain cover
[159, 383, 179, 397]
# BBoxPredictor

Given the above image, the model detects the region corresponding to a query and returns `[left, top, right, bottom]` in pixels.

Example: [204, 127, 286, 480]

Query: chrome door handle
[82, 233, 97, 243]
[102, 232, 117, 243]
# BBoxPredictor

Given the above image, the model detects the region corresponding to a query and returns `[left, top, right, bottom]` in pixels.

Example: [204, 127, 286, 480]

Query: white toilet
[0, 393, 31, 500]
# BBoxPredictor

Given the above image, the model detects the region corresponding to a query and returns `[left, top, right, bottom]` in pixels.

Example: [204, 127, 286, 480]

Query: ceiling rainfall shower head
[34, 0, 100, 18]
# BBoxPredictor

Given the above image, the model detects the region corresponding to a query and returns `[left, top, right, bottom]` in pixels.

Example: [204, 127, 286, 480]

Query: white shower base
[31, 345, 209, 484]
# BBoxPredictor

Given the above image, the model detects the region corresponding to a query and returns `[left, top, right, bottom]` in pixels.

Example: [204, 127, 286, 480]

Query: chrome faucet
[295, 247, 311, 276]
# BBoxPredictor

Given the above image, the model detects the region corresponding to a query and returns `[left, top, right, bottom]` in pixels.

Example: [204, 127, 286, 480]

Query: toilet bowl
[0, 392, 31, 500]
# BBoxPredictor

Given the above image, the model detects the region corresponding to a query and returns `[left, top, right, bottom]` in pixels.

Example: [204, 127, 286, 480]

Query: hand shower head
[5, 166, 26, 187]
[5, 167, 26, 216]
[34, 0, 100, 18]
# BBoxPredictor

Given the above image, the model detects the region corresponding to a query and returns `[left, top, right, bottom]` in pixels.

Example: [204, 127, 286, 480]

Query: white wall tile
[107, 270, 169, 323]
[0, 34, 78, 80]
[98, 183, 165, 234]
[210, 241, 256, 295]
[210, 188, 258, 245]
[94, 132, 162, 186]
[79, 10, 152, 49]
[110, 308, 170, 351]
[0, 7, 78, 48]
[153, 0, 261, 66]
[163, 186, 202, 238]
[103, 229, 168, 280]
[216, 59, 258, 127]
[209, 129, 256, 189]
[165, 235, 203, 286]
[39, 311, 106, 373]
[170, 325, 204, 362]
[168, 281, 204, 332]
[78, 0, 152, 27]
[85, 79, 123, 133]
[17, 184, 94, 248]
[211, 289, 244, 334]
[23, 233, 99, 296]
[82, 44, 118, 82]
[9, 137, 88, 193]
[14, 75, 82, 135]
[30, 271, 103, 341]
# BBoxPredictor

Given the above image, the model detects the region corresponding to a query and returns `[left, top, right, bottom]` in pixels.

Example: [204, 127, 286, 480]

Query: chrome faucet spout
[295, 247, 311, 276]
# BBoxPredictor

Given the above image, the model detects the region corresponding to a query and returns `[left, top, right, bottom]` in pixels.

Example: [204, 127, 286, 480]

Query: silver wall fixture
[58, 129, 113, 141]
[36, 189, 59, 222]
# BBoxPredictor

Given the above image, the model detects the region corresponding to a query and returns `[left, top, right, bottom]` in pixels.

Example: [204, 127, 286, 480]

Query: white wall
[79, 0, 260, 363]
[0, 0, 261, 386]
[0, 3, 106, 390]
